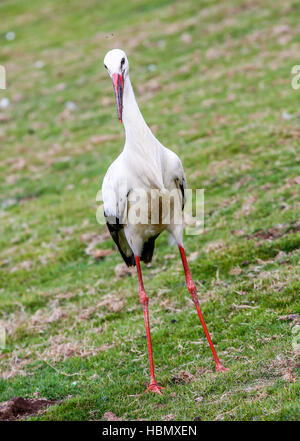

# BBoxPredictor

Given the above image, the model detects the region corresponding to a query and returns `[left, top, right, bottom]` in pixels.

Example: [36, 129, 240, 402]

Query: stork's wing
[102, 158, 135, 267]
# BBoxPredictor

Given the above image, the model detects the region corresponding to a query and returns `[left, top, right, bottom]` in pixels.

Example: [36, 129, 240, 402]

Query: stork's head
[104, 49, 129, 123]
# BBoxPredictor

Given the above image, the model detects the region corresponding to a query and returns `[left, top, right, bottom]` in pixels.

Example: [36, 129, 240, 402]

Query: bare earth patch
[103, 411, 122, 421]
[0, 397, 56, 421]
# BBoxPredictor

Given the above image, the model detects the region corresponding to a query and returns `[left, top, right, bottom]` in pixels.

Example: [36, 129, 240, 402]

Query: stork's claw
[146, 381, 163, 395]
[215, 363, 229, 373]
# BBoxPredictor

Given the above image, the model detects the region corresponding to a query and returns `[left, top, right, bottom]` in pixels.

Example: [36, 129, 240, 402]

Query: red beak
[112, 73, 124, 123]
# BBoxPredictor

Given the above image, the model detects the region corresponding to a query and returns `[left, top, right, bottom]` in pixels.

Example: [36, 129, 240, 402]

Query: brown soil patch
[103, 411, 122, 421]
[233, 222, 300, 241]
[0, 396, 56, 421]
[171, 370, 194, 384]
[248, 227, 286, 240]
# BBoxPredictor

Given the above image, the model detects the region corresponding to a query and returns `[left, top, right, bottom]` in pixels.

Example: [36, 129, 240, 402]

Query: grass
[0, 0, 299, 421]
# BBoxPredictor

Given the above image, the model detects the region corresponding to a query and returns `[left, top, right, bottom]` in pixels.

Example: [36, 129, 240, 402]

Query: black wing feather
[140, 233, 160, 263]
[105, 213, 160, 267]
[105, 214, 135, 267]
[175, 176, 186, 210]
[179, 182, 185, 210]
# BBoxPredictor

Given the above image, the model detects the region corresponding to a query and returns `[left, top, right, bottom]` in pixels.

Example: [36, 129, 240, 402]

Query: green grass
[0, 0, 299, 421]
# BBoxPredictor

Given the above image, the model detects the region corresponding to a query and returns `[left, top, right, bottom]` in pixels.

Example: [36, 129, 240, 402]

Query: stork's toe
[215, 363, 229, 373]
[146, 381, 163, 395]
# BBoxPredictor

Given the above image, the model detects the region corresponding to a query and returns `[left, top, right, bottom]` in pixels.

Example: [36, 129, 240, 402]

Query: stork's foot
[215, 362, 229, 373]
[146, 380, 163, 395]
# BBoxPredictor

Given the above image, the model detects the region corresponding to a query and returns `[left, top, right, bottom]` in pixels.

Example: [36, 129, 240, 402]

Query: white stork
[102, 49, 227, 395]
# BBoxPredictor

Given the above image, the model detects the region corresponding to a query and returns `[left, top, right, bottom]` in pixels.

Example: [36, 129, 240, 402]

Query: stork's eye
[121, 57, 125, 67]
[104, 64, 108, 69]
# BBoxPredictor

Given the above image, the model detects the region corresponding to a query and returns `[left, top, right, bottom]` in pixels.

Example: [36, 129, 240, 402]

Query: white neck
[121, 74, 165, 190]
[122, 75, 156, 149]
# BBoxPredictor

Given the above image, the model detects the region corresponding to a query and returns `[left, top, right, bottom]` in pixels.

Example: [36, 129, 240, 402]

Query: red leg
[178, 245, 228, 372]
[135, 256, 163, 394]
